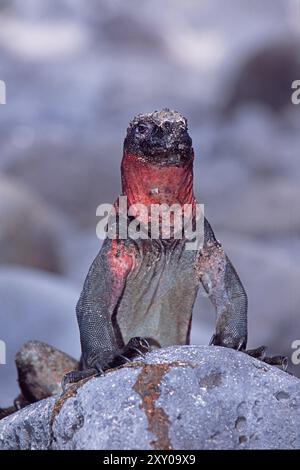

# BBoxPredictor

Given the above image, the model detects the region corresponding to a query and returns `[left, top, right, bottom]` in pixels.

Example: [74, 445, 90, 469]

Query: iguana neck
[121, 152, 195, 209]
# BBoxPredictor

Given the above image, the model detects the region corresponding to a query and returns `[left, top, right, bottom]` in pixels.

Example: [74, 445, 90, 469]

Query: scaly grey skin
[0, 109, 287, 418]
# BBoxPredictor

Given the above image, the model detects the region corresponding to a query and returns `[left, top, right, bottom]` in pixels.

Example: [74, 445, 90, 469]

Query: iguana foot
[210, 335, 288, 371]
[91, 336, 151, 370]
[96, 336, 151, 370]
[243, 345, 288, 371]
[62, 337, 151, 390]
[61, 368, 98, 390]
[121, 336, 151, 361]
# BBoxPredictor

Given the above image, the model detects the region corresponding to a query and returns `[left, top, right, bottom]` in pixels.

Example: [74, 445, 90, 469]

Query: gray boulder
[0, 175, 66, 273]
[0, 346, 299, 450]
[223, 40, 300, 113]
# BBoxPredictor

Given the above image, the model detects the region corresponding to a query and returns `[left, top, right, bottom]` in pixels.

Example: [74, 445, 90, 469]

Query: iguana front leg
[197, 218, 287, 369]
[63, 237, 150, 388]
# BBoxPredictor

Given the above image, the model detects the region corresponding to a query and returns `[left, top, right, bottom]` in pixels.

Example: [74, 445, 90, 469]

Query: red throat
[121, 152, 195, 208]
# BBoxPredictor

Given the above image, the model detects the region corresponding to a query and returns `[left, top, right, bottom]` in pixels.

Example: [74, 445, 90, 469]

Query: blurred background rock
[0, 0, 299, 405]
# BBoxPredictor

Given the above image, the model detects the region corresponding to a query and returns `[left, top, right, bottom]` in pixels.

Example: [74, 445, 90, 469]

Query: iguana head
[124, 108, 193, 165]
[121, 109, 195, 208]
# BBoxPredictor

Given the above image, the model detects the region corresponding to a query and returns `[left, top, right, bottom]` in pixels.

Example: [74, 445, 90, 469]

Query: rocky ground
[0, 0, 299, 406]
[0, 346, 299, 450]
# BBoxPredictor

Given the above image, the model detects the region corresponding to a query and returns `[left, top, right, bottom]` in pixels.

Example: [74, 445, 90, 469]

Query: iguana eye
[136, 123, 150, 135]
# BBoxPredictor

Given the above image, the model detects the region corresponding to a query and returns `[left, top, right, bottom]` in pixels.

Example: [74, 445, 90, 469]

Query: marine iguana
[0, 109, 287, 418]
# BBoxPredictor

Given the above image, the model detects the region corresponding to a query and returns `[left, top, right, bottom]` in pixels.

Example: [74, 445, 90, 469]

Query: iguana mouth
[138, 151, 191, 167]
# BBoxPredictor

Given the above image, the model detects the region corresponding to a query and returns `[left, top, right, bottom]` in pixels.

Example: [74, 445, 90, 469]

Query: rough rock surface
[0, 397, 56, 450]
[0, 346, 299, 450]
